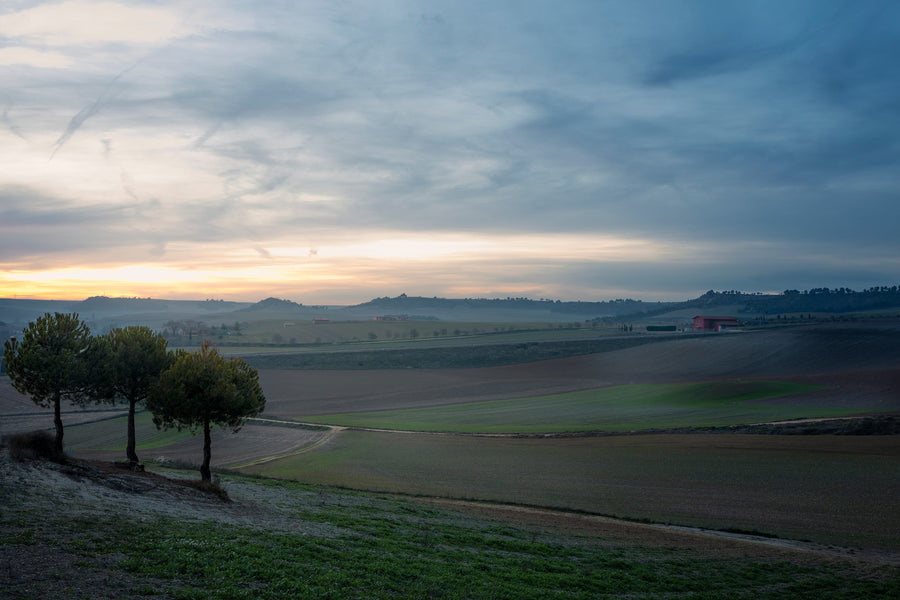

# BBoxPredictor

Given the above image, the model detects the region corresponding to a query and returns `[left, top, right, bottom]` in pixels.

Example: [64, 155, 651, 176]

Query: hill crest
[238, 297, 305, 312]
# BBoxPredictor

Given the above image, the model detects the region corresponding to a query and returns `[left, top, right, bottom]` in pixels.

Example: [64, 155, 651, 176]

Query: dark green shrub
[3, 430, 66, 463]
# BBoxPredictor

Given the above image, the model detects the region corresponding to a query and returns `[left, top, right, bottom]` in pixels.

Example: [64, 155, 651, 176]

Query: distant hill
[67, 296, 247, 315]
[0, 297, 253, 331]
[346, 294, 659, 321]
[3, 286, 898, 330]
[69, 296, 169, 313]
[346, 287, 900, 323]
[657, 287, 900, 317]
[238, 297, 305, 312]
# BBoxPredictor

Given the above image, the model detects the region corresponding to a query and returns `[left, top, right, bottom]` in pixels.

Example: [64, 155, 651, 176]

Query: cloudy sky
[1, 1, 898, 304]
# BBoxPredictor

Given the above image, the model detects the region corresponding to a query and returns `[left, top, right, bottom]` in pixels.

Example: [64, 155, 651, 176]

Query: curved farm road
[233, 418, 345, 468]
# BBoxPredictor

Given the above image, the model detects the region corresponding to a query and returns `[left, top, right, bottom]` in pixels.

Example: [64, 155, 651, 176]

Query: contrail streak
[49, 60, 142, 160]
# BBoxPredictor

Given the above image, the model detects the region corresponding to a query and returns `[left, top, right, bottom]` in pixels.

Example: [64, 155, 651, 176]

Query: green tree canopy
[103, 326, 173, 465]
[2, 312, 107, 454]
[147, 341, 266, 481]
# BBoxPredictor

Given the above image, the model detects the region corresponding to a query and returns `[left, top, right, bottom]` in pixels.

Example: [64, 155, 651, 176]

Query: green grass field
[240, 431, 900, 551]
[59, 377, 900, 551]
[299, 381, 836, 432]
[7, 472, 897, 599]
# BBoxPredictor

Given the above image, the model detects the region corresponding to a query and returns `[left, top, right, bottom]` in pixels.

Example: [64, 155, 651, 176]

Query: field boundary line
[415, 497, 900, 566]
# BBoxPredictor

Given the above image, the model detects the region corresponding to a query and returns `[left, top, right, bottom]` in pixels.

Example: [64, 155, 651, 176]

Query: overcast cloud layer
[1, 0, 898, 303]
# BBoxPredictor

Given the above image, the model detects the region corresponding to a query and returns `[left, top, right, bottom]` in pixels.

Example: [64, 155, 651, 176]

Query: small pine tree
[103, 326, 174, 465]
[3, 313, 108, 455]
[147, 341, 266, 481]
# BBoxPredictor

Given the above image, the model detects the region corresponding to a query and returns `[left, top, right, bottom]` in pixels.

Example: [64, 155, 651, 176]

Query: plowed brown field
[257, 323, 900, 417]
[4, 322, 899, 553]
[4, 322, 899, 438]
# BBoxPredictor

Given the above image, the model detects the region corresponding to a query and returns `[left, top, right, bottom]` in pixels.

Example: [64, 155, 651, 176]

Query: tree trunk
[200, 419, 212, 481]
[126, 398, 139, 464]
[53, 393, 64, 455]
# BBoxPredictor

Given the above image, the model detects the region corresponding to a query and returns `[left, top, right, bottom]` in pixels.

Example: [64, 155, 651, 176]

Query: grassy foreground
[3, 468, 898, 600]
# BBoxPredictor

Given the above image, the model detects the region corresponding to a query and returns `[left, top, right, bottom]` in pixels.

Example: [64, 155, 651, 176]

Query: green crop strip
[299, 380, 839, 432]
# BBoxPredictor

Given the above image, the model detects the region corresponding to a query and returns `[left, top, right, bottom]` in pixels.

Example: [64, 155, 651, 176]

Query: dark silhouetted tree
[147, 341, 266, 481]
[103, 326, 174, 466]
[2, 313, 107, 455]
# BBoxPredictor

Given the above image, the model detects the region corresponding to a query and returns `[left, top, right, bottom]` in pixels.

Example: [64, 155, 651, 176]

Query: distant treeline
[34, 286, 900, 323]
[686, 287, 900, 315]
[356, 293, 650, 316]
[355, 287, 900, 320]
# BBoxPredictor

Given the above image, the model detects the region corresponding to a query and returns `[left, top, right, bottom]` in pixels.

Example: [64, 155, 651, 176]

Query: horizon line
[6, 286, 893, 307]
